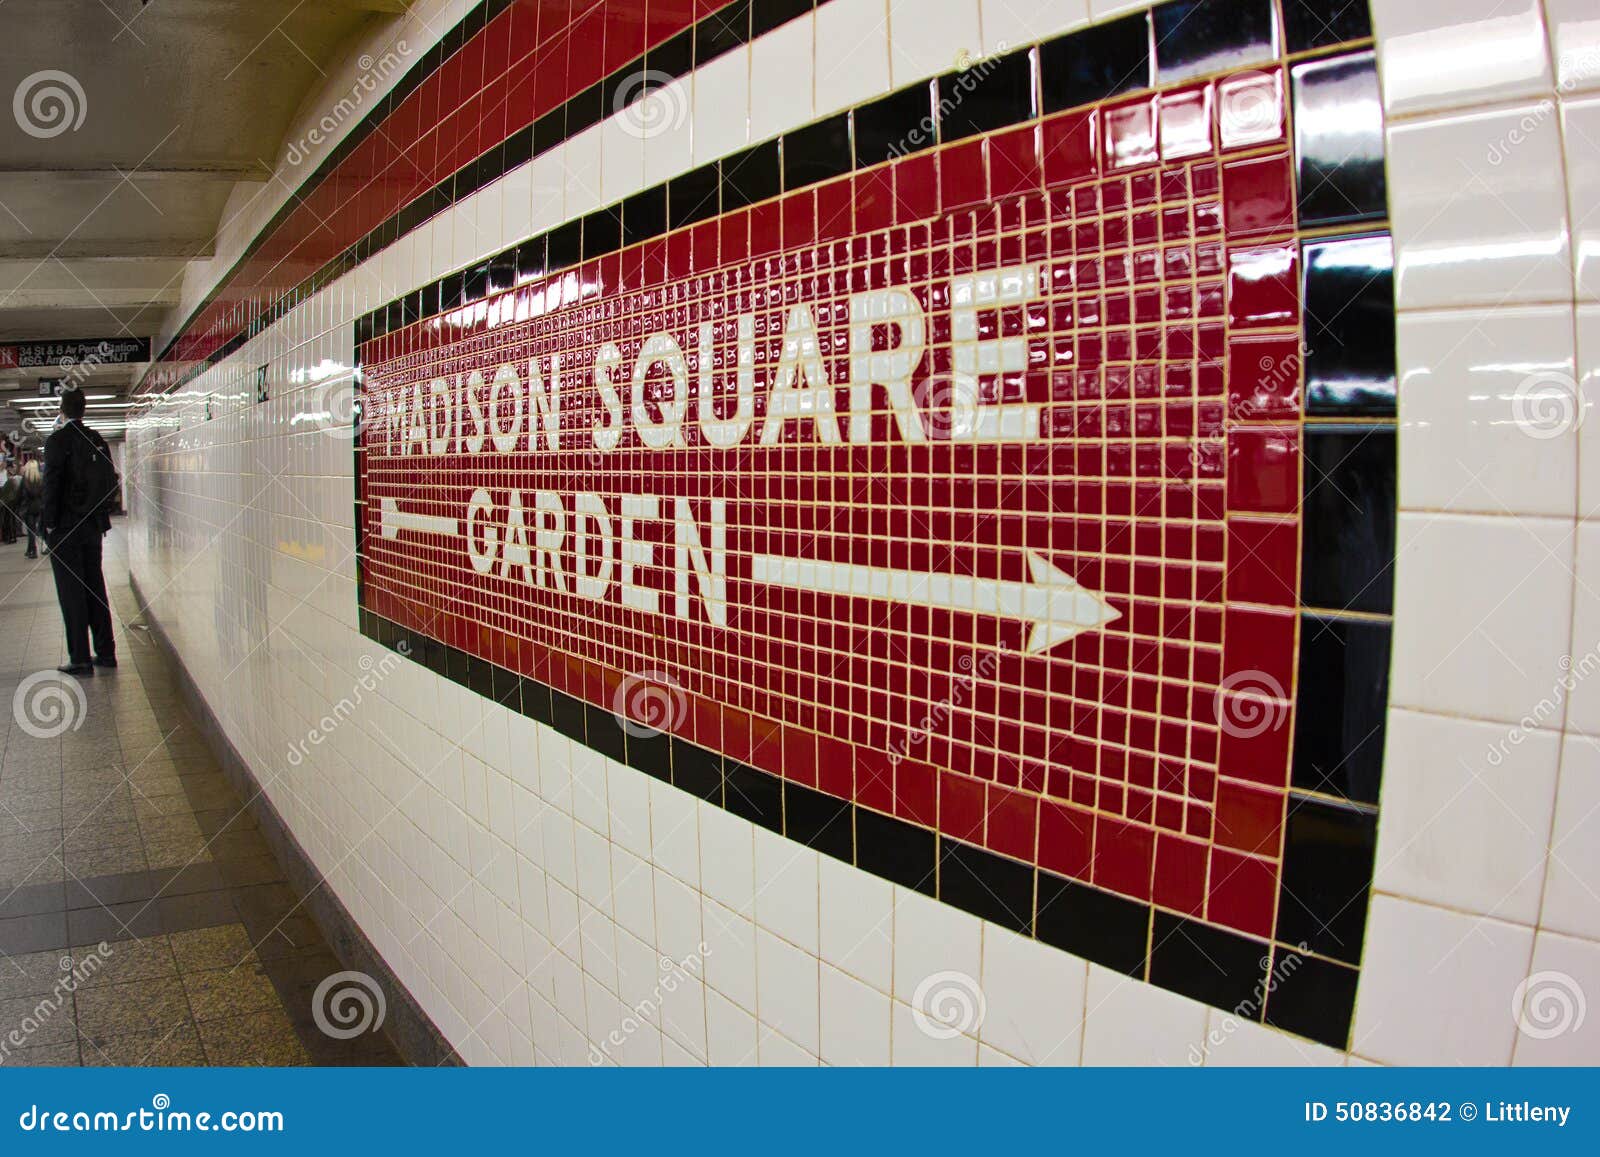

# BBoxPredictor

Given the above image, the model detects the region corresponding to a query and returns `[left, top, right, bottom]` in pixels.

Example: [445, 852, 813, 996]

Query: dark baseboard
[129, 574, 462, 1067]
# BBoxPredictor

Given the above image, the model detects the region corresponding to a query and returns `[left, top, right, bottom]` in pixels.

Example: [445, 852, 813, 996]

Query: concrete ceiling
[0, 0, 409, 422]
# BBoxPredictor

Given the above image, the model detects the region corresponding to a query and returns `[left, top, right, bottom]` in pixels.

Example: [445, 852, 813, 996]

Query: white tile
[701, 899, 758, 1011]
[978, 1043, 1027, 1066]
[606, 761, 652, 859]
[652, 869, 703, 965]
[1390, 513, 1575, 725]
[1373, 709, 1560, 923]
[749, 14, 815, 144]
[1565, 522, 1600, 733]
[819, 854, 894, 991]
[820, 963, 892, 1065]
[692, 47, 750, 165]
[1541, 733, 1600, 939]
[1371, 0, 1552, 115]
[705, 987, 759, 1065]
[891, 999, 979, 1065]
[648, 777, 700, 888]
[888, 0, 980, 86]
[756, 928, 819, 1053]
[978, 926, 1086, 1065]
[1510, 930, 1600, 1064]
[1081, 965, 1208, 1065]
[1388, 106, 1573, 310]
[758, 1025, 818, 1065]
[1352, 896, 1534, 1065]
[1199, 1015, 1345, 1066]
[529, 148, 565, 232]
[564, 125, 605, 217]
[698, 802, 755, 917]
[814, 0, 893, 115]
[610, 844, 656, 944]
[753, 827, 818, 953]
[600, 115, 646, 205]
[980, 0, 1090, 55]
[1545, 0, 1600, 95]
[1397, 306, 1578, 518]
[1563, 96, 1600, 301]
[642, 75, 695, 187]
[1579, 305, 1600, 517]
[892, 887, 982, 1002]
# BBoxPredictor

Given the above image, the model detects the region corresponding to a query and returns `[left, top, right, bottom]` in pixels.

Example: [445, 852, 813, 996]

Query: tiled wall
[125, 0, 1600, 1065]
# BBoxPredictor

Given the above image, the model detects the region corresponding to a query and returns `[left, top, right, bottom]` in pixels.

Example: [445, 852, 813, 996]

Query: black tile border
[129, 575, 461, 1067]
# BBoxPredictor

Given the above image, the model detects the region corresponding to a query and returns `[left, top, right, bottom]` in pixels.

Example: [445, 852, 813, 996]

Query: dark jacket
[43, 420, 113, 540]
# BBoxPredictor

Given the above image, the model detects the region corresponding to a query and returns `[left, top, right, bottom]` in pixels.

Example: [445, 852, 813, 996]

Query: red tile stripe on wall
[357, 67, 1300, 940]
[159, 1, 729, 371]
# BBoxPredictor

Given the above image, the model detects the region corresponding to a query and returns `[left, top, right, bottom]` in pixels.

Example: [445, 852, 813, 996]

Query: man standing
[42, 388, 117, 677]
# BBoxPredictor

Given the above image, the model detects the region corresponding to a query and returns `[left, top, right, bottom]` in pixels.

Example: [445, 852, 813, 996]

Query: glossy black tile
[518, 677, 552, 726]
[1301, 424, 1395, 615]
[546, 218, 582, 271]
[586, 702, 628, 764]
[532, 107, 565, 157]
[938, 48, 1036, 142]
[751, 0, 813, 38]
[1152, 0, 1276, 83]
[628, 730, 672, 781]
[549, 689, 587, 744]
[1039, 13, 1151, 114]
[1276, 794, 1378, 965]
[582, 204, 623, 259]
[671, 737, 723, 804]
[722, 139, 782, 208]
[696, 0, 750, 66]
[785, 783, 854, 862]
[1264, 949, 1358, 1049]
[724, 761, 784, 833]
[1148, 912, 1269, 1013]
[1303, 233, 1396, 416]
[783, 111, 852, 189]
[668, 163, 721, 228]
[1036, 873, 1149, 977]
[1294, 52, 1386, 228]
[566, 82, 604, 137]
[515, 235, 547, 281]
[854, 83, 937, 166]
[465, 655, 494, 698]
[1283, 0, 1374, 53]
[939, 840, 1034, 934]
[856, 809, 937, 895]
[623, 185, 668, 246]
[647, 27, 694, 81]
[490, 664, 521, 711]
[1293, 614, 1391, 805]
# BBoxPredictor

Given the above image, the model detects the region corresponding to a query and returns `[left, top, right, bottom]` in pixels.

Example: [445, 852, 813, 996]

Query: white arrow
[378, 496, 458, 540]
[749, 550, 1120, 654]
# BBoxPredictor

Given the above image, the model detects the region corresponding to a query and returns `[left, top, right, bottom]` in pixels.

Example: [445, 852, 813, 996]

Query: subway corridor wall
[126, 0, 1600, 1065]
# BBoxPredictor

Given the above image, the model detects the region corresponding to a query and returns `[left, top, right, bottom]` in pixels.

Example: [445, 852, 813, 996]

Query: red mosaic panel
[358, 72, 1300, 937]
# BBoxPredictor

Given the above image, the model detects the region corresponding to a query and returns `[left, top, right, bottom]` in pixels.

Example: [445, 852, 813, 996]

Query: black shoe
[93, 656, 117, 669]
[57, 664, 93, 677]
[24, 551, 36, 559]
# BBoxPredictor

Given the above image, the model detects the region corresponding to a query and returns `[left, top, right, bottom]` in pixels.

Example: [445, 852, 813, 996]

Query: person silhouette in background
[41, 389, 117, 676]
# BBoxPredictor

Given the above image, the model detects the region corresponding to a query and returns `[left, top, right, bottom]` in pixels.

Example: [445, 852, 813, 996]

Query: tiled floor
[0, 527, 401, 1067]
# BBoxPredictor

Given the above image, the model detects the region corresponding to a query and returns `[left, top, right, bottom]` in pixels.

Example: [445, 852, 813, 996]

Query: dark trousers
[49, 532, 114, 666]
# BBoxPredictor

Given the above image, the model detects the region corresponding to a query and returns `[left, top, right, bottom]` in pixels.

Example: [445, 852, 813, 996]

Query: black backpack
[64, 426, 119, 523]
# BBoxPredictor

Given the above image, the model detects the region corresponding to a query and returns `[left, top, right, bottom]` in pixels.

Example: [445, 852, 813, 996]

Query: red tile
[1217, 67, 1285, 150]
[985, 784, 1038, 861]
[1214, 779, 1285, 856]
[940, 772, 986, 843]
[1221, 152, 1296, 237]
[989, 124, 1042, 199]
[1038, 799, 1093, 879]
[1208, 848, 1276, 938]
[1152, 833, 1207, 916]
[1226, 426, 1300, 514]
[1226, 517, 1299, 607]
[1092, 815, 1154, 900]
[1227, 242, 1300, 328]
[1227, 334, 1301, 420]
[940, 139, 988, 210]
[1104, 95, 1157, 169]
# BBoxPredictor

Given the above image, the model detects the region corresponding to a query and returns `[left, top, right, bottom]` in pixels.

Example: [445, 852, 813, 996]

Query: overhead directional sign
[0, 337, 150, 370]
